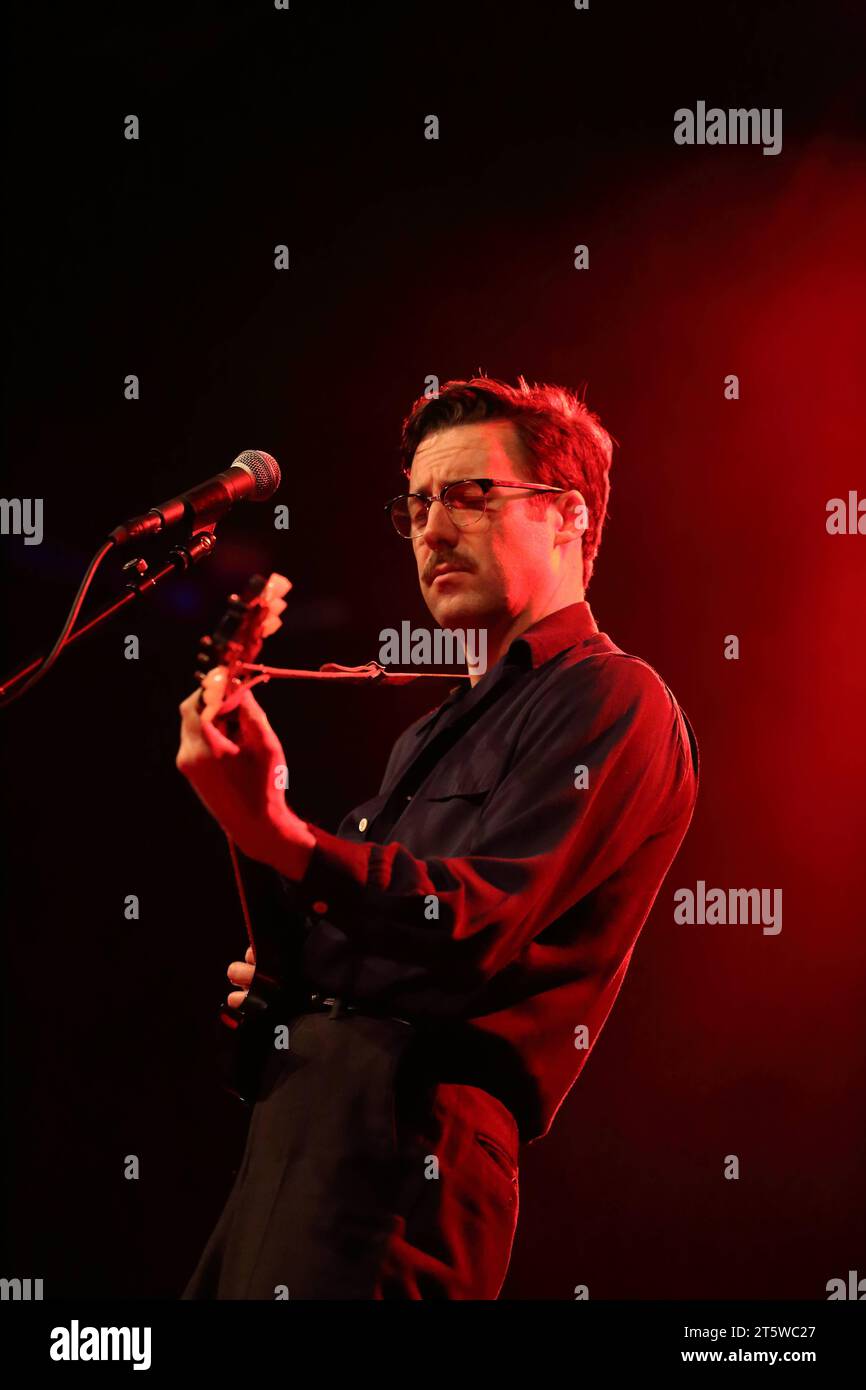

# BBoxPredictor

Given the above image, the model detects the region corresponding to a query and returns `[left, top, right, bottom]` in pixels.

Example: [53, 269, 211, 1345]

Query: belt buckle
[315, 994, 409, 1026]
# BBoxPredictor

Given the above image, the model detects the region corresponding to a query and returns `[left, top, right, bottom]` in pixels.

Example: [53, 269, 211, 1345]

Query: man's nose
[418, 497, 460, 549]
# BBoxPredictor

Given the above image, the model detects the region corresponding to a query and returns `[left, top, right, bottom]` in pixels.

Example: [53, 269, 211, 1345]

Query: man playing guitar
[177, 375, 698, 1300]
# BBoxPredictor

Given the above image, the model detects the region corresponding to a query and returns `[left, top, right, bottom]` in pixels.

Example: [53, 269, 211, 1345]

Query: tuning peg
[195, 635, 216, 671]
[260, 575, 291, 605]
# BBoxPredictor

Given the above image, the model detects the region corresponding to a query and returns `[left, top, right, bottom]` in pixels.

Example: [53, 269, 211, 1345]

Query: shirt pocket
[410, 741, 509, 855]
[413, 778, 495, 857]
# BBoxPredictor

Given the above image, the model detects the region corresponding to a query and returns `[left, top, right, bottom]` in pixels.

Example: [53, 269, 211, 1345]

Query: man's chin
[427, 587, 488, 628]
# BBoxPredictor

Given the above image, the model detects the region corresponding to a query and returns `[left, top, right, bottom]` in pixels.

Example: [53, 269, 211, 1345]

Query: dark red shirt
[288, 601, 699, 1143]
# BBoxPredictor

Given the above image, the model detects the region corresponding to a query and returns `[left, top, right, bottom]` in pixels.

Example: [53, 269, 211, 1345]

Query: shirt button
[359, 817, 368, 832]
[311, 900, 329, 916]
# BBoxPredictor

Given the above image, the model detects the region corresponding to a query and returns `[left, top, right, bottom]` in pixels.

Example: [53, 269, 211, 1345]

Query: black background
[2, 1, 865, 1299]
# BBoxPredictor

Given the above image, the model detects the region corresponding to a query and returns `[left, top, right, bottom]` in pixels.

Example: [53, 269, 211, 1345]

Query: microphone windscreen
[232, 450, 281, 498]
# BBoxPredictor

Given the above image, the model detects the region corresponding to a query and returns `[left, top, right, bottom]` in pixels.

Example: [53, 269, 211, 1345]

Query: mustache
[423, 559, 474, 583]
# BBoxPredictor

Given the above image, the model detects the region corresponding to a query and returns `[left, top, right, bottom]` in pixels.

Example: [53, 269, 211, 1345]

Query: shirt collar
[414, 600, 598, 738]
[506, 599, 598, 669]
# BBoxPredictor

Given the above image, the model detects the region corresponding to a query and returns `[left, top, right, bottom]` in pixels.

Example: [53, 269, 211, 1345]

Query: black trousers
[181, 1011, 521, 1299]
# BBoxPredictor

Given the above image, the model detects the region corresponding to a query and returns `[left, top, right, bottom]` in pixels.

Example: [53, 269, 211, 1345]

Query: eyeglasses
[385, 477, 566, 539]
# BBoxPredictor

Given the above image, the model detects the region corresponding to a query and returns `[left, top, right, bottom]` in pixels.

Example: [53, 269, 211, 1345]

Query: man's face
[408, 419, 577, 633]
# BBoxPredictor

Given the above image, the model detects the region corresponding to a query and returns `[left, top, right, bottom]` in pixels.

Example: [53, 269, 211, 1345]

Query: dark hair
[400, 375, 615, 589]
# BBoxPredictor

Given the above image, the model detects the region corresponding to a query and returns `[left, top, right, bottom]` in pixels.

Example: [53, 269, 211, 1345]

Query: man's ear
[554, 490, 588, 539]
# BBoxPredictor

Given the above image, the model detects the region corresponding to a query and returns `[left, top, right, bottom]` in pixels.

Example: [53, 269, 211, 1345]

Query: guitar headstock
[195, 572, 291, 722]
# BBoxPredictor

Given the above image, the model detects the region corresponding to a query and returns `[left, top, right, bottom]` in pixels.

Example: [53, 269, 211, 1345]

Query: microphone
[109, 450, 281, 546]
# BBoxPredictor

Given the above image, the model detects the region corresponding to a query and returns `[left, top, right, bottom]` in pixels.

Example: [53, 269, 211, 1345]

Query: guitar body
[195, 572, 310, 1103]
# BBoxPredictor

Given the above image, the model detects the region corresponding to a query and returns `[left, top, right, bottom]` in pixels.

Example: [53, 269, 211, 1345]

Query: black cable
[0, 538, 116, 710]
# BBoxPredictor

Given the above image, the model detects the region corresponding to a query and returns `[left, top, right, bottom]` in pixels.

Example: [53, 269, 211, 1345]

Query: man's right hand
[226, 945, 256, 1008]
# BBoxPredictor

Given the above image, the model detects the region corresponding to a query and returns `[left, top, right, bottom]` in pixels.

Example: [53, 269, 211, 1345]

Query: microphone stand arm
[0, 528, 218, 699]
